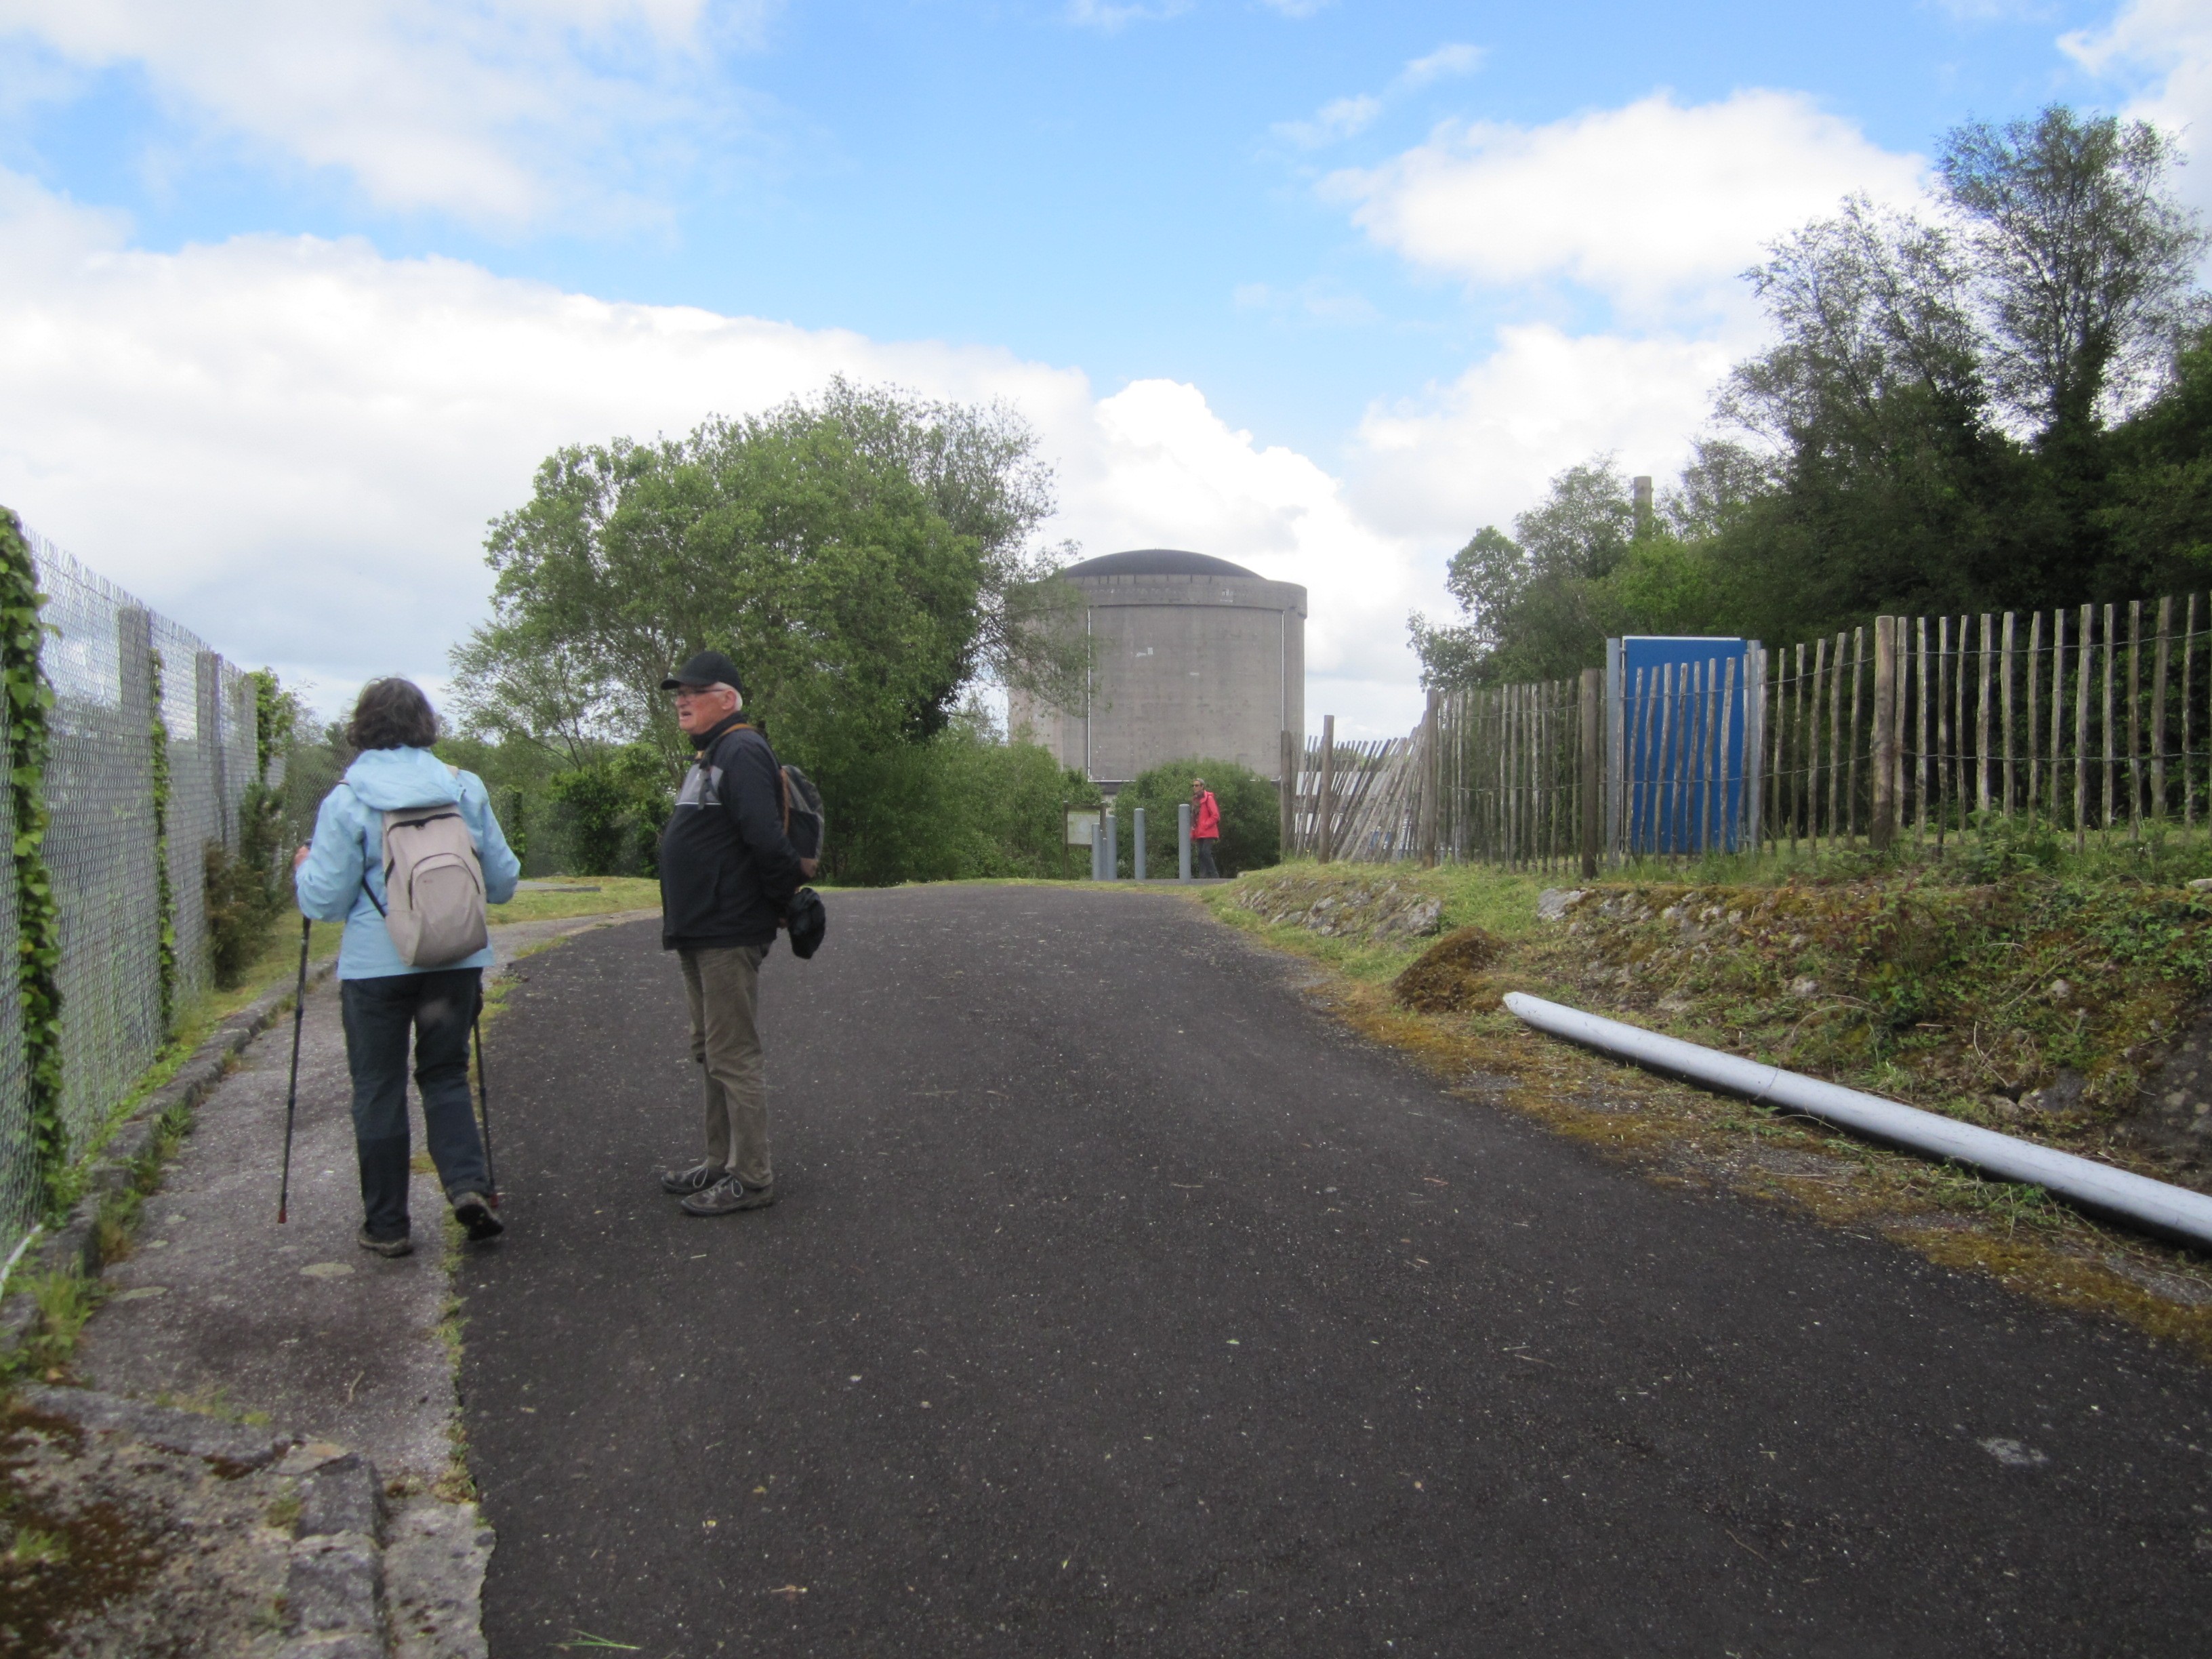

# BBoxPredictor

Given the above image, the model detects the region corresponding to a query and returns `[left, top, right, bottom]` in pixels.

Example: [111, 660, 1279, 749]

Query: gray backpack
[361, 788, 490, 968]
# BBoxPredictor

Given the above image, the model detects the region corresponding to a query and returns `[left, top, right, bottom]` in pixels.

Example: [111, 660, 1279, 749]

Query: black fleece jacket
[658, 715, 805, 950]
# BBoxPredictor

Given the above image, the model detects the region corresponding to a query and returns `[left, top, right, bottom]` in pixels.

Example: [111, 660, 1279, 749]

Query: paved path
[464, 888, 2212, 1657]
[81, 912, 654, 1480]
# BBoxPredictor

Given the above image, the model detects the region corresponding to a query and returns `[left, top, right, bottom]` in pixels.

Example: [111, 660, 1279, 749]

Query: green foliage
[1115, 758, 1279, 877]
[546, 745, 669, 878]
[1412, 104, 2212, 684]
[0, 508, 63, 1200]
[205, 783, 288, 989]
[450, 380, 1094, 886]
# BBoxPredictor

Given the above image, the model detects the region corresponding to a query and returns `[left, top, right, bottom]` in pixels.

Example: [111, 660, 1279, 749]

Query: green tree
[1940, 108, 2209, 443]
[453, 384, 1090, 884]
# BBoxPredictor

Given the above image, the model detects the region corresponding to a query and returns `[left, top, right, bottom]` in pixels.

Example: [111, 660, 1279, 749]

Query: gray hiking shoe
[659, 1160, 724, 1195]
[680, 1174, 775, 1216]
[357, 1225, 413, 1258]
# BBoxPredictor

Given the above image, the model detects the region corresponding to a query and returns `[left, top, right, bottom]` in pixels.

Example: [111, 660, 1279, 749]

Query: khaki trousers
[679, 944, 771, 1189]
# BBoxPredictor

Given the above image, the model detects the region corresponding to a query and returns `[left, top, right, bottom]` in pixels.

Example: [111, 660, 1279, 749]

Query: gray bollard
[1133, 807, 1147, 882]
[1178, 802, 1192, 882]
[1103, 806, 1118, 881]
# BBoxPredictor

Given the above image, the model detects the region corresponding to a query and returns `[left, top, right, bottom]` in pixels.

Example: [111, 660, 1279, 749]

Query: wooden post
[2153, 597, 2171, 823]
[1975, 613, 1994, 818]
[1279, 727, 1297, 857]
[2128, 598, 2143, 840]
[1317, 714, 1336, 865]
[2051, 608, 2067, 823]
[1936, 616, 1951, 848]
[2186, 596, 2198, 831]
[1808, 636, 1827, 851]
[1848, 628, 1865, 842]
[2076, 604, 2093, 851]
[1914, 617, 1929, 840]
[2103, 602, 2117, 842]
[1579, 668, 1601, 878]
[2026, 610, 2041, 814]
[2000, 612, 2016, 816]
[1872, 616, 1897, 851]
[1826, 632, 1845, 842]
[1417, 691, 1441, 865]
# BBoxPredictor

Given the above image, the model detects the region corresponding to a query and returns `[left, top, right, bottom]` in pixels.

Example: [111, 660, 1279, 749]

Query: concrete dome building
[1008, 548, 1307, 789]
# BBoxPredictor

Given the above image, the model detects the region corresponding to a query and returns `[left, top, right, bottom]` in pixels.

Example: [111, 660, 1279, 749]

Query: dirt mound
[1392, 925, 1507, 1013]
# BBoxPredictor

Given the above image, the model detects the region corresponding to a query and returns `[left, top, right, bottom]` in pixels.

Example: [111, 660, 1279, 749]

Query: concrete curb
[0, 954, 340, 1357]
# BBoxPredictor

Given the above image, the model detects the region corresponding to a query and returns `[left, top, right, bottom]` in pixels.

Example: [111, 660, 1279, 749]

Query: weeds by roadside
[1204, 855, 2212, 1361]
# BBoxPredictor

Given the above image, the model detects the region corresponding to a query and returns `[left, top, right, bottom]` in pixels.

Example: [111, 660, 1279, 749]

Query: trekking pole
[472, 1009, 499, 1208]
[276, 915, 311, 1223]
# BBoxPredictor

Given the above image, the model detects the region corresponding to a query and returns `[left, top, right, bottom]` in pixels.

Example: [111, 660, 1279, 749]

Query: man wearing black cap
[655, 650, 810, 1216]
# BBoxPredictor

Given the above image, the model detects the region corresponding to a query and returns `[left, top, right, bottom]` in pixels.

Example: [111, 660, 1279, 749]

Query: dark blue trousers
[340, 968, 489, 1240]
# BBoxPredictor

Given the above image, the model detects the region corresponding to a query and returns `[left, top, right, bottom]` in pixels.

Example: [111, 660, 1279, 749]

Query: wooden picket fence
[1287, 593, 2212, 872]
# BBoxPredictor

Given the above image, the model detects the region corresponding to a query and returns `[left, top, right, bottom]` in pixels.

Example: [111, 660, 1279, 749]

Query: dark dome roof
[1059, 548, 1257, 579]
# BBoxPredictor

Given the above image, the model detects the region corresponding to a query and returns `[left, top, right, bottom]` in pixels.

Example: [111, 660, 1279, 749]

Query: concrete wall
[1010, 570, 1306, 785]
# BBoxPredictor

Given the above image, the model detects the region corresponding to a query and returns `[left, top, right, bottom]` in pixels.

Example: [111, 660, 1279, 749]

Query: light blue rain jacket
[295, 747, 522, 981]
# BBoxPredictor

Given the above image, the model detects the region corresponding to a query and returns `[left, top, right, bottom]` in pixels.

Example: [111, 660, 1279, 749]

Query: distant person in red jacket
[1191, 777, 1222, 878]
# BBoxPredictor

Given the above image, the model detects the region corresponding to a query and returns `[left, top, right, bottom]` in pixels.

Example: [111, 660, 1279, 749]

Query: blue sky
[0, 0, 2204, 733]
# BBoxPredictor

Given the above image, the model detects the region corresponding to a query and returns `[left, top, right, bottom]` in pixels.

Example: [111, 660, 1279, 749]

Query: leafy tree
[1410, 460, 1636, 687]
[453, 382, 1089, 883]
[1940, 109, 2210, 442]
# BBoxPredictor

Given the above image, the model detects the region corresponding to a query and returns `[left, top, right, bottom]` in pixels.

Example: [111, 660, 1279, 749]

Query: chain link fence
[1, 529, 258, 1269]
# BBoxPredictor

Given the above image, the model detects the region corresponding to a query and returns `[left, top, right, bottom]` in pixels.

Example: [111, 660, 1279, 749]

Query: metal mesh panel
[33, 537, 170, 1164]
[158, 621, 218, 1012]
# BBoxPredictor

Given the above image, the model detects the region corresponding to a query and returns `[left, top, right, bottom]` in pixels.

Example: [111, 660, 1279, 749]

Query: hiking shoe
[659, 1160, 724, 1196]
[680, 1175, 775, 1216]
[356, 1225, 413, 1258]
[453, 1194, 505, 1242]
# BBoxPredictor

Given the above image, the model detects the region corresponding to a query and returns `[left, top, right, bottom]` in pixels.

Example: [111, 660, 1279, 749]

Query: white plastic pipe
[1504, 991, 2212, 1252]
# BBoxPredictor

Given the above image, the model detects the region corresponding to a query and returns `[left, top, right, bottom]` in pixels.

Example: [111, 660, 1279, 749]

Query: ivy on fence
[0, 508, 64, 1203]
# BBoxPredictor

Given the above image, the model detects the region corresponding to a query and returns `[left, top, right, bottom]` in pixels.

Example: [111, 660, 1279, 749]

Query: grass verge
[1204, 857, 2212, 1362]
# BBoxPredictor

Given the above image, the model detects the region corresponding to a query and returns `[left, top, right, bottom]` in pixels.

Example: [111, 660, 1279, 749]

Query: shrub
[205, 783, 287, 989]
[1115, 758, 1280, 877]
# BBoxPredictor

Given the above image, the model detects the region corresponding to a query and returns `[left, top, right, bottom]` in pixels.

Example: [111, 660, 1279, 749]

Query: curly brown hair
[346, 678, 439, 751]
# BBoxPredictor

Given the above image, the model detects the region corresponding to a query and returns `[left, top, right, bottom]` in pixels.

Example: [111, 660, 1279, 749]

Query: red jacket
[1193, 790, 1221, 839]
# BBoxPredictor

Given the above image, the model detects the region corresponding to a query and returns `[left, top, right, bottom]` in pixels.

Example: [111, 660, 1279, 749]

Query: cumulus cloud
[2064, 0, 2212, 220]
[0, 0, 769, 226]
[1349, 323, 1736, 546]
[1327, 89, 1926, 319]
[0, 169, 1428, 735]
[1273, 41, 1484, 150]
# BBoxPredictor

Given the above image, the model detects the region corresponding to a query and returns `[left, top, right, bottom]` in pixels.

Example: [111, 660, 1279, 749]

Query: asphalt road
[462, 887, 2212, 1657]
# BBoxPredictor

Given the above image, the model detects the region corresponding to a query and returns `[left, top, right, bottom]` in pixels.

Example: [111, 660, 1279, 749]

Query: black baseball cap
[661, 650, 745, 695]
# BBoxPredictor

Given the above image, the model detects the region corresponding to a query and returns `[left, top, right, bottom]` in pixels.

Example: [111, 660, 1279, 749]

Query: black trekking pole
[472, 1009, 499, 1208]
[276, 914, 311, 1223]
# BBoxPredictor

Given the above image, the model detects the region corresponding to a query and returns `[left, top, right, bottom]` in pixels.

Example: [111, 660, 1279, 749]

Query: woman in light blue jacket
[293, 678, 521, 1257]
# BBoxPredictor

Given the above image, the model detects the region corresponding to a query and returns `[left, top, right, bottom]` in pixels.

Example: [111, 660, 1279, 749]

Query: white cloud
[0, 0, 769, 226]
[2064, 0, 2212, 220]
[1273, 94, 1382, 150]
[1400, 43, 1484, 86]
[0, 169, 1425, 737]
[1272, 41, 1485, 151]
[1064, 0, 1192, 32]
[1349, 323, 1737, 548]
[1328, 89, 1926, 319]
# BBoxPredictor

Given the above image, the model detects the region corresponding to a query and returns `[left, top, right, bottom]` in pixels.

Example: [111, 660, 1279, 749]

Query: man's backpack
[361, 797, 489, 968]
[780, 764, 826, 863]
